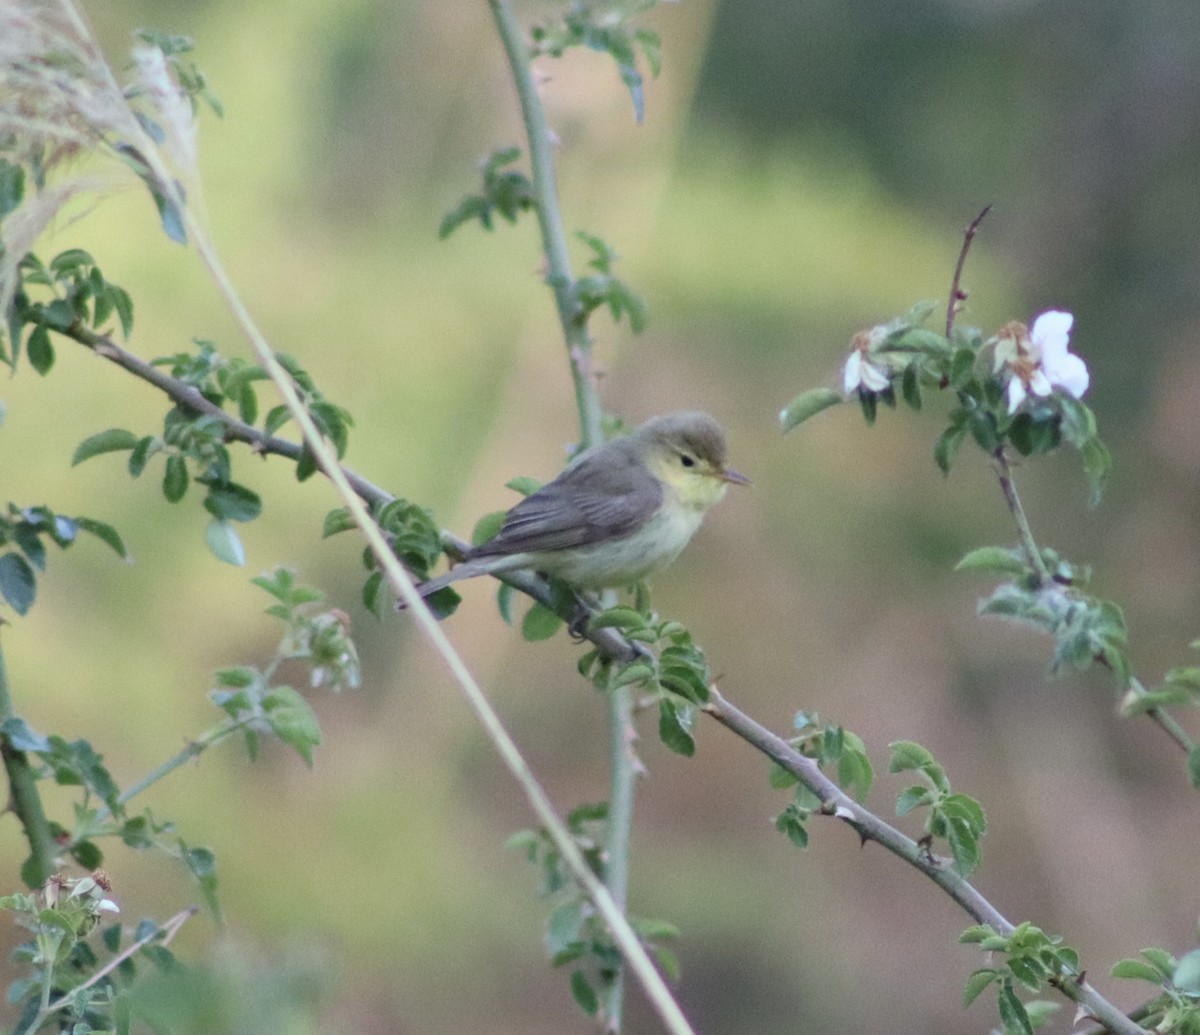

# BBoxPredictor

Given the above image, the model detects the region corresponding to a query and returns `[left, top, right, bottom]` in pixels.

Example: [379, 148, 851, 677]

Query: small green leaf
[27, 324, 54, 375]
[205, 519, 245, 566]
[933, 423, 967, 474]
[203, 482, 262, 522]
[72, 428, 140, 465]
[263, 685, 322, 766]
[570, 969, 598, 1017]
[1, 717, 51, 753]
[997, 982, 1034, 1035]
[361, 570, 385, 617]
[0, 552, 36, 614]
[774, 801, 809, 849]
[1081, 437, 1111, 507]
[150, 186, 188, 244]
[963, 968, 1001, 1007]
[322, 507, 356, 537]
[472, 510, 505, 546]
[75, 517, 128, 559]
[610, 661, 655, 689]
[1110, 958, 1169, 984]
[954, 546, 1029, 577]
[162, 454, 189, 502]
[1189, 745, 1200, 790]
[522, 602, 562, 641]
[505, 476, 544, 497]
[895, 784, 931, 817]
[658, 698, 696, 757]
[780, 387, 842, 433]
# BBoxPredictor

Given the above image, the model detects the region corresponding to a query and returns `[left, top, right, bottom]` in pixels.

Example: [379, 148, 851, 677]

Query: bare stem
[994, 448, 1053, 584]
[489, 0, 602, 448]
[946, 204, 992, 338]
[488, 4, 640, 1028]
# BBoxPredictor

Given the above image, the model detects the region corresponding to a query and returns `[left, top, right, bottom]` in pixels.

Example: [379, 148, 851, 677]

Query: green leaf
[1109, 958, 1166, 984]
[204, 519, 245, 566]
[505, 475, 544, 497]
[472, 510, 505, 546]
[997, 982, 1034, 1035]
[895, 784, 931, 817]
[888, 740, 937, 776]
[570, 969, 598, 1017]
[779, 387, 842, 432]
[263, 686, 322, 766]
[162, 454, 189, 502]
[203, 482, 262, 522]
[1081, 436, 1111, 507]
[150, 186, 188, 244]
[0, 160, 25, 217]
[954, 546, 1029, 577]
[933, 423, 967, 474]
[72, 428, 140, 465]
[610, 661, 655, 690]
[75, 517, 128, 559]
[521, 602, 562, 641]
[588, 606, 647, 632]
[0, 552, 36, 614]
[27, 324, 54, 375]
[774, 801, 809, 849]
[963, 968, 1001, 1007]
[2, 717, 51, 753]
[1189, 745, 1200, 790]
[658, 698, 696, 757]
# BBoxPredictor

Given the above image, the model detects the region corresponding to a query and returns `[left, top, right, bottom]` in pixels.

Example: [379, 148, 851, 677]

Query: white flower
[843, 326, 891, 394]
[997, 310, 1089, 414]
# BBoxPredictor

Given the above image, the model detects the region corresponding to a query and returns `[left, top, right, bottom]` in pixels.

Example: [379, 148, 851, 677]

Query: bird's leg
[566, 589, 597, 641]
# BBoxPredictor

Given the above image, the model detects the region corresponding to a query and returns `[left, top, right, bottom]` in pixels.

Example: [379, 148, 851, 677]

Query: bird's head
[634, 411, 750, 510]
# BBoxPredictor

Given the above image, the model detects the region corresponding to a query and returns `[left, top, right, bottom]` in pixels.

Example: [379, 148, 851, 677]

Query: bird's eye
[680, 454, 696, 468]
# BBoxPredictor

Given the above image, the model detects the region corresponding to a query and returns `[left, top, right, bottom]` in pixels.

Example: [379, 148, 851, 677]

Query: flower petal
[843, 351, 863, 393]
[860, 358, 891, 392]
[1006, 377, 1027, 414]
[1047, 351, 1090, 398]
[1030, 310, 1073, 354]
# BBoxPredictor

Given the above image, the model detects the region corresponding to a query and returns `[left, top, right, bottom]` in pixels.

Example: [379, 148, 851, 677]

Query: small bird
[410, 411, 748, 601]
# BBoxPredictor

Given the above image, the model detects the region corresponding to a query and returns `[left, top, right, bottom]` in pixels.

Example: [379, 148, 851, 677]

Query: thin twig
[946, 203, 992, 338]
[38, 906, 197, 1021]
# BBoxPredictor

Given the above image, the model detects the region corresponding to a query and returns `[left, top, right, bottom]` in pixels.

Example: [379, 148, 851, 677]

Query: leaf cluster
[959, 545, 1130, 683]
[577, 594, 713, 757]
[2, 876, 184, 1035]
[529, 1, 662, 123]
[890, 740, 986, 875]
[1112, 946, 1200, 1035]
[0, 718, 218, 914]
[0, 504, 126, 616]
[4, 242, 134, 373]
[439, 146, 536, 238]
[324, 498, 448, 616]
[780, 302, 1112, 506]
[71, 337, 352, 565]
[961, 922, 1079, 1035]
[770, 711, 874, 850]
[508, 802, 679, 1019]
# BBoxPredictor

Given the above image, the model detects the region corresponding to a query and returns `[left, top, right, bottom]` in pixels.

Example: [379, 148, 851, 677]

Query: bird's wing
[469, 445, 663, 558]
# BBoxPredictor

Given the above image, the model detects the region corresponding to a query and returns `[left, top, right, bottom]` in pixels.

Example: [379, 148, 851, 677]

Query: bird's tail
[394, 559, 491, 610]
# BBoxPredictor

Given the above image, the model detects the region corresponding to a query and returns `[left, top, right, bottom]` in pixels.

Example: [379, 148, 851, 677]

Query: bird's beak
[721, 466, 752, 487]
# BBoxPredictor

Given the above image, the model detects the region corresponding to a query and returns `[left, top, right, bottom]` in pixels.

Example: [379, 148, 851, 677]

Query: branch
[0, 641, 57, 886]
[702, 689, 1149, 1035]
[63, 322, 1144, 1034]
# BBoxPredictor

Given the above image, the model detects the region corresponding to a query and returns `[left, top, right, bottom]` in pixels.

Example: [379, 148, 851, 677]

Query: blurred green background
[5, 1, 1200, 1032]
